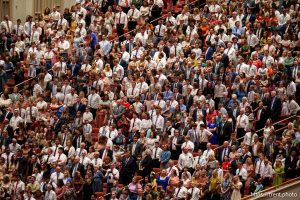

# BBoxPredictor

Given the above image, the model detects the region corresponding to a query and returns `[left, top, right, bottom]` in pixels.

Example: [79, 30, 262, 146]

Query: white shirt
[127, 8, 141, 21]
[152, 147, 162, 160]
[129, 118, 142, 132]
[9, 116, 23, 130]
[64, 93, 78, 107]
[236, 114, 249, 129]
[25, 106, 39, 123]
[151, 114, 164, 130]
[247, 34, 259, 47]
[50, 172, 64, 186]
[80, 156, 91, 169]
[181, 141, 195, 152]
[255, 159, 265, 174]
[174, 186, 188, 199]
[54, 153, 67, 165]
[88, 93, 101, 109]
[115, 12, 128, 26]
[262, 163, 273, 178]
[188, 187, 200, 200]
[91, 157, 103, 167]
[178, 152, 194, 170]
[236, 167, 248, 181]
[44, 190, 57, 200]
[154, 24, 166, 37]
[203, 149, 215, 159]
[58, 40, 70, 51]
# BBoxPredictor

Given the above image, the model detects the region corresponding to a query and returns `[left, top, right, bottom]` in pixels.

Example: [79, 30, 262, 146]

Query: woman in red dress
[95, 104, 108, 128]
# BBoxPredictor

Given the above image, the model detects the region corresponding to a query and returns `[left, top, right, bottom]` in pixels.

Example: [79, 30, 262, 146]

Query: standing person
[273, 159, 284, 186]
[220, 173, 231, 200]
[230, 176, 242, 200]
[64, 179, 76, 200]
[92, 165, 104, 193]
[120, 151, 137, 185]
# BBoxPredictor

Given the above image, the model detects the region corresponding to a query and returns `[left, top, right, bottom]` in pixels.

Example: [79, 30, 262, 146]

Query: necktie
[119, 12, 122, 24]
[154, 147, 158, 159]
[57, 173, 59, 182]
[16, 25, 19, 35]
[158, 25, 161, 37]
[29, 106, 32, 119]
[155, 115, 159, 127]
[6, 156, 9, 171]
[132, 85, 135, 95]
[176, 188, 181, 197]
[58, 154, 61, 161]
[54, 146, 58, 155]
[89, 94, 93, 107]
[271, 97, 275, 110]
[46, 155, 50, 163]
[175, 46, 177, 56]
[222, 148, 227, 161]
[258, 160, 262, 174]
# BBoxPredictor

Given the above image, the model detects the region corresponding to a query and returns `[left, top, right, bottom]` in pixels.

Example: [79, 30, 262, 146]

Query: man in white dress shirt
[44, 184, 57, 200]
[87, 87, 101, 118]
[91, 152, 102, 167]
[151, 108, 164, 133]
[1, 15, 13, 33]
[50, 166, 64, 188]
[178, 147, 194, 172]
[127, 4, 141, 32]
[154, 19, 166, 44]
[188, 181, 201, 200]
[54, 147, 67, 165]
[235, 108, 249, 139]
[115, 6, 128, 39]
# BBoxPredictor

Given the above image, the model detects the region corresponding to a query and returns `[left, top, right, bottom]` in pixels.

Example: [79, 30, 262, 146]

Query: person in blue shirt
[179, 99, 187, 112]
[163, 85, 173, 101]
[160, 144, 171, 169]
[232, 21, 245, 37]
[88, 30, 98, 51]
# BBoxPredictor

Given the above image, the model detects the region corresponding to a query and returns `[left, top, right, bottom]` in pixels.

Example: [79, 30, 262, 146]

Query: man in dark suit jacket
[69, 156, 85, 177]
[218, 114, 233, 145]
[268, 91, 282, 122]
[213, 55, 225, 75]
[255, 23, 265, 40]
[205, 41, 214, 61]
[218, 141, 231, 163]
[68, 60, 81, 77]
[192, 103, 207, 124]
[1, 108, 13, 122]
[255, 101, 268, 132]
[185, 88, 194, 111]
[120, 152, 137, 185]
[170, 130, 184, 160]
[220, 51, 229, 68]
[99, 146, 114, 161]
[171, 78, 183, 94]
[285, 150, 298, 179]
[72, 97, 86, 117]
[173, 88, 183, 101]
[125, 39, 135, 56]
[130, 136, 143, 158]
[112, 100, 126, 122]
[263, 138, 278, 162]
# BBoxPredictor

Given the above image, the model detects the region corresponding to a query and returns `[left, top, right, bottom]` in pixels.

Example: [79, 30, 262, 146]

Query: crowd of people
[0, 0, 300, 199]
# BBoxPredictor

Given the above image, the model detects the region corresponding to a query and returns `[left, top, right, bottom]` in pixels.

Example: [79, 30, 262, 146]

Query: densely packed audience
[0, 0, 300, 199]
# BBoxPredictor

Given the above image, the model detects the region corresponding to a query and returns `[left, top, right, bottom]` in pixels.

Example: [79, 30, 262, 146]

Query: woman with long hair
[231, 176, 242, 200]
[64, 179, 77, 200]
[221, 173, 231, 200]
